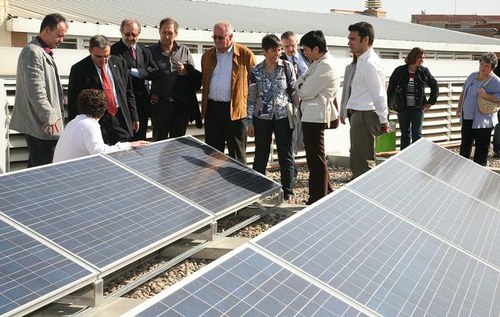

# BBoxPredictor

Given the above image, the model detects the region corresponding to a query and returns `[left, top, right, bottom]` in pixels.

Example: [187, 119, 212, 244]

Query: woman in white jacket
[54, 89, 148, 162]
[295, 30, 340, 205]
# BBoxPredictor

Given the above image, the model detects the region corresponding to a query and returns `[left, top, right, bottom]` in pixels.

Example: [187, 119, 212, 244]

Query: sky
[208, 0, 500, 22]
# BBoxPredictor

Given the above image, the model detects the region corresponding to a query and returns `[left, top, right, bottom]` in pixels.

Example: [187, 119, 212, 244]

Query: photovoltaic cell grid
[395, 139, 500, 208]
[0, 219, 95, 317]
[106, 136, 281, 215]
[255, 189, 500, 317]
[0, 155, 211, 272]
[347, 143, 500, 267]
[133, 247, 369, 317]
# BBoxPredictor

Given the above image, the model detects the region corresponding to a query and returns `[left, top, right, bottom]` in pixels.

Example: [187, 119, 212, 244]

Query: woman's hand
[247, 124, 255, 138]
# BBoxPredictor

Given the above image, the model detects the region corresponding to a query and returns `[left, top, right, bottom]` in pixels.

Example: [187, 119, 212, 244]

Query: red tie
[100, 66, 118, 116]
[131, 46, 137, 61]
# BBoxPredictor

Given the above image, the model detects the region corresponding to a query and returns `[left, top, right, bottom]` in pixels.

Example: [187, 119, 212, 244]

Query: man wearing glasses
[68, 35, 139, 145]
[111, 19, 158, 141]
[201, 21, 256, 164]
[280, 31, 310, 78]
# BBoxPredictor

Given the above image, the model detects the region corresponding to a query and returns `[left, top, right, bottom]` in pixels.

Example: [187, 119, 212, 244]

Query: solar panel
[395, 139, 500, 208]
[0, 218, 96, 317]
[347, 150, 500, 267]
[0, 155, 212, 274]
[255, 189, 500, 316]
[105, 136, 282, 217]
[127, 246, 371, 317]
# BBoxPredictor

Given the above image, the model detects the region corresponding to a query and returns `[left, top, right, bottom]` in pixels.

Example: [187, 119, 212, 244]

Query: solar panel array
[0, 137, 280, 317]
[106, 136, 281, 217]
[126, 139, 500, 317]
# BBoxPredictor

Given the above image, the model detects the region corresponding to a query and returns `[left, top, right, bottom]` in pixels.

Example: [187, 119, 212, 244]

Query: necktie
[100, 66, 118, 116]
[131, 46, 137, 61]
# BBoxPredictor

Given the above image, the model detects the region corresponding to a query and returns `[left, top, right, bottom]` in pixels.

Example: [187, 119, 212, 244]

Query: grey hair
[120, 19, 141, 33]
[480, 52, 498, 70]
[215, 21, 233, 35]
[89, 35, 110, 50]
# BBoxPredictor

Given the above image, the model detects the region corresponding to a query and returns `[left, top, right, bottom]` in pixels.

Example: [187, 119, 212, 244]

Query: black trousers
[132, 94, 150, 141]
[302, 122, 330, 205]
[253, 117, 295, 198]
[204, 100, 247, 164]
[25, 134, 57, 167]
[99, 107, 131, 145]
[150, 97, 189, 141]
[459, 119, 492, 166]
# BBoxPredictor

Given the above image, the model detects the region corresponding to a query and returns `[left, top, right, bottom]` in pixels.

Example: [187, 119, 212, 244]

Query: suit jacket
[67, 55, 138, 136]
[10, 38, 64, 140]
[201, 43, 256, 120]
[111, 40, 157, 106]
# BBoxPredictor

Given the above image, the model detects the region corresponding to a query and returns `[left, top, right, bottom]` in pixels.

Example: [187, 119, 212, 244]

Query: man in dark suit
[68, 35, 139, 145]
[111, 18, 157, 140]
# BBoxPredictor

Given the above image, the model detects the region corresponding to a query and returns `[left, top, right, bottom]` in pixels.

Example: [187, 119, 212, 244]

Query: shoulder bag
[477, 75, 500, 115]
[283, 61, 296, 129]
[388, 84, 402, 113]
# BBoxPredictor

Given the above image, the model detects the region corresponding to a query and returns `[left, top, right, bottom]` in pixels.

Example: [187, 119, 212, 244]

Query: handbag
[388, 84, 401, 113]
[327, 98, 339, 129]
[283, 61, 295, 129]
[477, 75, 500, 115]
[478, 96, 500, 115]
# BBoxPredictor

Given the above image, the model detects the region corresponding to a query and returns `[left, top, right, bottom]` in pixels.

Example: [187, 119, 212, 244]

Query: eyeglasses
[212, 35, 227, 41]
[123, 32, 138, 37]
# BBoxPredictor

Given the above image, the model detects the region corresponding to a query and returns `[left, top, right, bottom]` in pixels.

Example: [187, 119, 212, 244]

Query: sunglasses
[212, 35, 227, 41]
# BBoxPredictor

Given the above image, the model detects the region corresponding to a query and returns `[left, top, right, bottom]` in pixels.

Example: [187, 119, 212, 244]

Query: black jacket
[387, 64, 439, 112]
[67, 55, 138, 136]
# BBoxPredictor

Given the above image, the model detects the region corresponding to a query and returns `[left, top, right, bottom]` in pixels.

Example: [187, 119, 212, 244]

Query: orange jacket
[201, 43, 256, 120]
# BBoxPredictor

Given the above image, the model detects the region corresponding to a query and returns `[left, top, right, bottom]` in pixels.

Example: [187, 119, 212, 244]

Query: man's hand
[150, 94, 159, 105]
[173, 61, 188, 76]
[130, 140, 149, 148]
[42, 119, 60, 136]
[380, 122, 391, 135]
[133, 121, 140, 132]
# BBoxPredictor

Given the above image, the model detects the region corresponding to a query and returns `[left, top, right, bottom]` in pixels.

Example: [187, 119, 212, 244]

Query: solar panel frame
[0, 216, 98, 317]
[0, 155, 214, 276]
[105, 136, 282, 218]
[123, 246, 373, 317]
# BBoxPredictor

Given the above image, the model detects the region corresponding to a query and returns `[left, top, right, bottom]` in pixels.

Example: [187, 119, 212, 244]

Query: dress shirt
[95, 64, 121, 109]
[129, 44, 140, 78]
[149, 41, 195, 97]
[208, 45, 233, 102]
[247, 59, 296, 124]
[53, 114, 131, 162]
[346, 48, 388, 124]
[286, 53, 308, 78]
